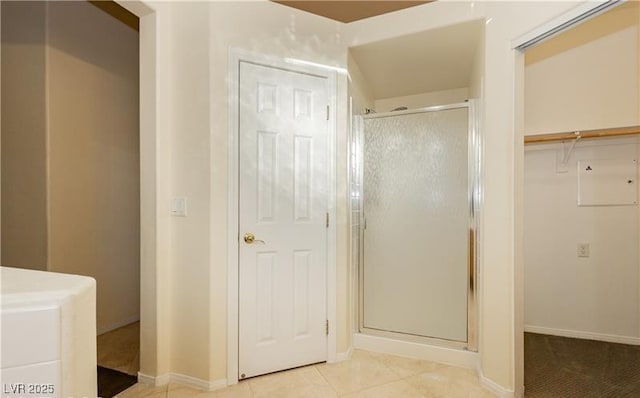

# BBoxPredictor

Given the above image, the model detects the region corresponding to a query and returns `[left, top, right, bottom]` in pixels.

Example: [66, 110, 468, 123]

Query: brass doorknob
[244, 233, 265, 244]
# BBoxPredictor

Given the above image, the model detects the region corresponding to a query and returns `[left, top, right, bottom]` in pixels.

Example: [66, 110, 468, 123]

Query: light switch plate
[171, 197, 187, 217]
[577, 243, 590, 258]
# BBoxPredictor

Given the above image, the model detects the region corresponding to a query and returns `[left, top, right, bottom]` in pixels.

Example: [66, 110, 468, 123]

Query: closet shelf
[524, 125, 640, 144]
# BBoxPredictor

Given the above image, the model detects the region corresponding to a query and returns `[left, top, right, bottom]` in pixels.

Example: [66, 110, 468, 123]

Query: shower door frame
[355, 101, 480, 352]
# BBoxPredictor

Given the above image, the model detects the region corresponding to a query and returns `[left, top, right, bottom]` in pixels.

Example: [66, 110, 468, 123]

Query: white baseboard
[525, 325, 640, 345]
[138, 372, 169, 387]
[478, 371, 514, 398]
[169, 373, 227, 391]
[97, 315, 140, 335]
[138, 372, 226, 392]
[353, 333, 478, 369]
[332, 346, 353, 362]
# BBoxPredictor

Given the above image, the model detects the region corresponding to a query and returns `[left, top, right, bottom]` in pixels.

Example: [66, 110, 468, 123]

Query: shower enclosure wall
[351, 102, 480, 352]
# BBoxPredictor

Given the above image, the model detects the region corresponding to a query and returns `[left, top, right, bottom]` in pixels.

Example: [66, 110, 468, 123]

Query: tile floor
[116, 350, 495, 398]
[98, 321, 140, 376]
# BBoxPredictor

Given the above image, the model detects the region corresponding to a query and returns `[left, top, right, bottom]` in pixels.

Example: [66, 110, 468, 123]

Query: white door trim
[227, 48, 338, 385]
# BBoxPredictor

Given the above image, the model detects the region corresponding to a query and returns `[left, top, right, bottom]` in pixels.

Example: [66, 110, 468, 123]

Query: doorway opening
[519, 2, 640, 396]
[1, 1, 141, 395]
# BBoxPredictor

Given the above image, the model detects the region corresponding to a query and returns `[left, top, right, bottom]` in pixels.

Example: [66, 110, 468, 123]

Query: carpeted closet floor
[525, 332, 640, 397]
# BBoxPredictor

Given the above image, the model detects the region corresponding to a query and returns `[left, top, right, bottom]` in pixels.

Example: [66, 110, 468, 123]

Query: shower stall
[351, 102, 480, 352]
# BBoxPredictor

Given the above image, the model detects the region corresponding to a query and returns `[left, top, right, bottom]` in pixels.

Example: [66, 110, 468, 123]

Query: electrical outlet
[577, 243, 590, 258]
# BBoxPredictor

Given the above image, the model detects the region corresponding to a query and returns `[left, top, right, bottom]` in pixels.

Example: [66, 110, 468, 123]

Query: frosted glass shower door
[362, 107, 469, 342]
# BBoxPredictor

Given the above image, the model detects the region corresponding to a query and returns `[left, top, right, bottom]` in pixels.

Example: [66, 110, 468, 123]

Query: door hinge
[326, 212, 329, 228]
[326, 105, 330, 121]
[325, 319, 329, 335]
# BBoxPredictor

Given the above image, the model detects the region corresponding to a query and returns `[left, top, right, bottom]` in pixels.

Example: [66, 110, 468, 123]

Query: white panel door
[238, 62, 329, 379]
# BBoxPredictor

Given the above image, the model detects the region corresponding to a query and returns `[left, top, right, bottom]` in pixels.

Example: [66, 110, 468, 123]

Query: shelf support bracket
[556, 131, 581, 173]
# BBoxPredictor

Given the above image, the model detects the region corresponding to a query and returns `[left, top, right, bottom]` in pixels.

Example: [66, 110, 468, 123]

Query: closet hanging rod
[524, 125, 640, 144]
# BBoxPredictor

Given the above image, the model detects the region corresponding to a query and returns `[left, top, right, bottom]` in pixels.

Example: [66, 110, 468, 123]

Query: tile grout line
[325, 356, 405, 396]
[313, 364, 342, 397]
[377, 359, 488, 397]
[245, 378, 256, 398]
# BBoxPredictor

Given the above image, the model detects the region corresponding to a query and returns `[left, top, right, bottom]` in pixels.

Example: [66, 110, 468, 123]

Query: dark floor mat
[97, 366, 137, 398]
[525, 332, 640, 397]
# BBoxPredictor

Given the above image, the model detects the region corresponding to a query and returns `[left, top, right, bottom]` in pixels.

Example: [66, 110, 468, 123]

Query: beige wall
[524, 2, 640, 135]
[348, 52, 375, 115]
[46, 1, 140, 334]
[469, 27, 485, 102]
[168, 1, 212, 380]
[1, 1, 48, 270]
[0, 1, 140, 334]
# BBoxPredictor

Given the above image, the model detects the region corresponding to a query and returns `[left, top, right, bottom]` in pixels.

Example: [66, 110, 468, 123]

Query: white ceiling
[350, 20, 484, 100]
